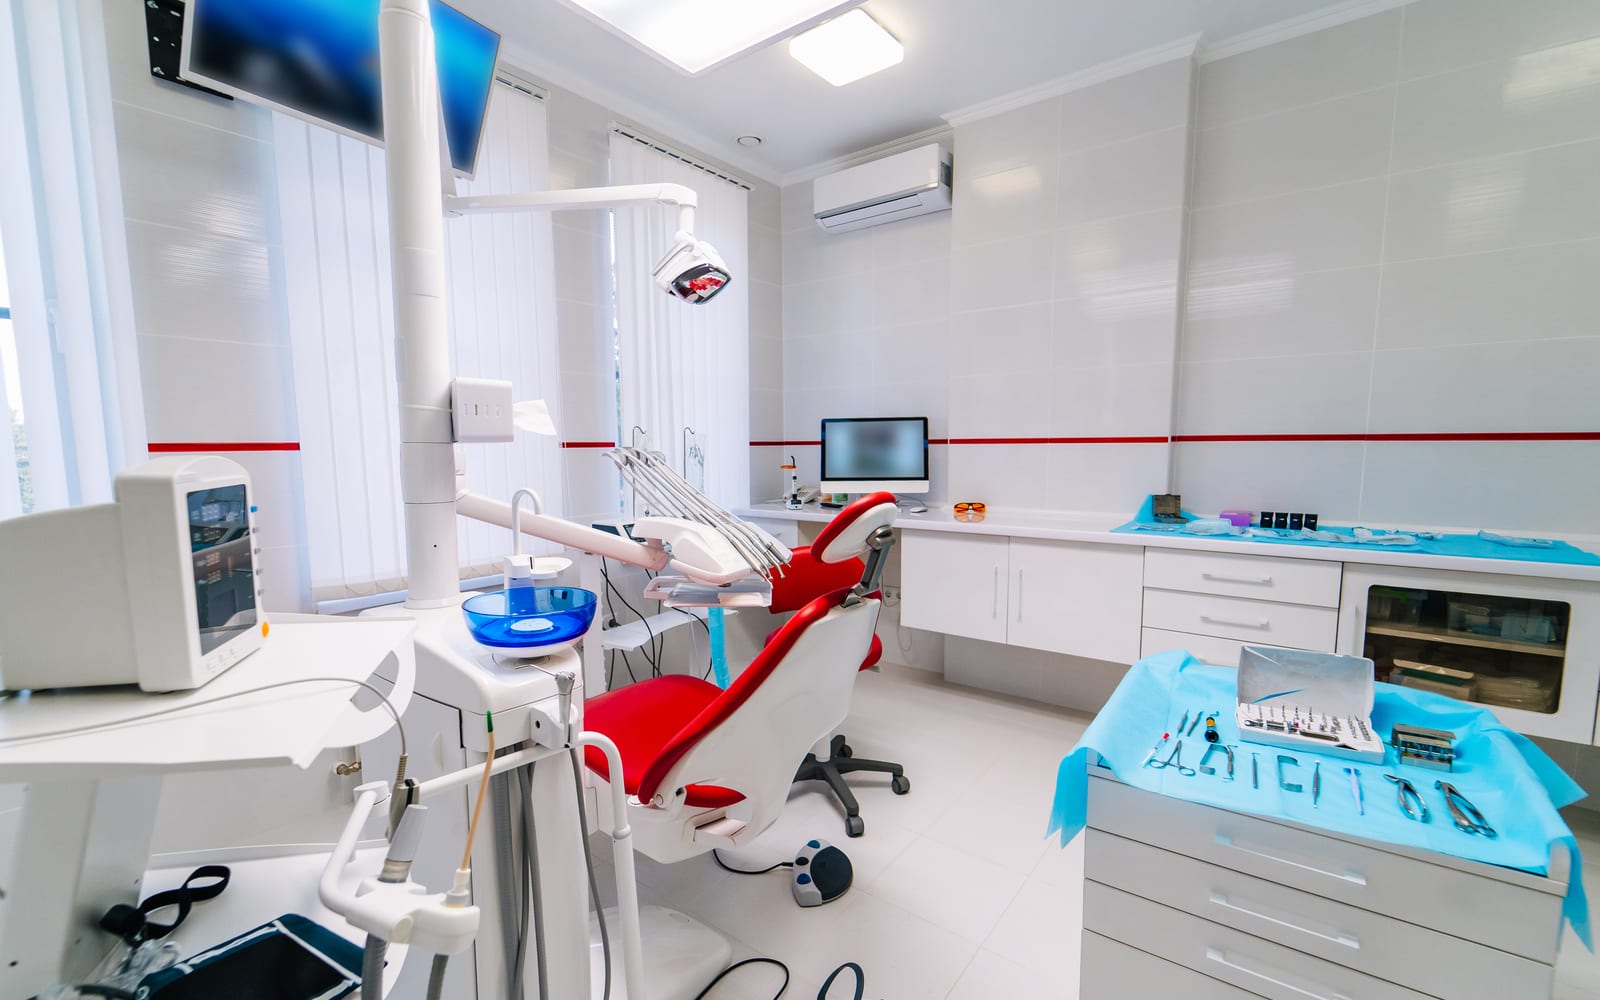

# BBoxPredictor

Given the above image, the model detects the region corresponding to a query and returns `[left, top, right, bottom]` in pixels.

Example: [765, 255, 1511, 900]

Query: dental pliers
[1385, 774, 1429, 822]
[1436, 780, 1497, 838]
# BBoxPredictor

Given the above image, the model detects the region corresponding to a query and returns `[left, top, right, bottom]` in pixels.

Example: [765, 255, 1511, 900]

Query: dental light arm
[445, 182, 700, 236]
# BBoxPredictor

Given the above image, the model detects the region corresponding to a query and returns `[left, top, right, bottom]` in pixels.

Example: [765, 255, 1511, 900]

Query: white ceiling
[458, 0, 1364, 184]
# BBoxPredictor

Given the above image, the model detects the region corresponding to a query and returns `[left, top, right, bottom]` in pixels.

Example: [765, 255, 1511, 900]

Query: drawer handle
[1202, 572, 1274, 586]
[1208, 890, 1360, 950]
[1204, 947, 1353, 1000]
[1200, 614, 1271, 630]
[1214, 833, 1368, 887]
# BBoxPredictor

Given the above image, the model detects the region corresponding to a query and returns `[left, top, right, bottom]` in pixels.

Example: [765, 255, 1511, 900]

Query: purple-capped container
[1219, 509, 1254, 528]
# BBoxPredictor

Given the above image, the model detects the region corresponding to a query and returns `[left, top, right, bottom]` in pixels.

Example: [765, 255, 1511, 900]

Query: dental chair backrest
[635, 494, 899, 834]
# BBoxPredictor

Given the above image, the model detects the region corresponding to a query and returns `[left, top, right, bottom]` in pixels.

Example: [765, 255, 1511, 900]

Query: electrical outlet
[452, 377, 514, 443]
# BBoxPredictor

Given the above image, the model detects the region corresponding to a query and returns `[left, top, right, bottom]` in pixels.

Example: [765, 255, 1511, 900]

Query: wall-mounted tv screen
[182, 0, 500, 176]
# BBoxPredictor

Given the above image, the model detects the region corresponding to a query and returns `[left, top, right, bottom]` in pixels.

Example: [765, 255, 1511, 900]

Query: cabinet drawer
[1145, 549, 1341, 608]
[1142, 590, 1337, 651]
[1086, 881, 1432, 1000]
[1088, 774, 1564, 963]
[1082, 931, 1257, 999]
[1086, 829, 1551, 998]
[899, 533, 1008, 644]
[1140, 628, 1291, 667]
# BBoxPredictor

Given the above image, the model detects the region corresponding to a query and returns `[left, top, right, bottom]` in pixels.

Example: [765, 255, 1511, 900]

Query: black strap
[99, 865, 231, 944]
[818, 962, 865, 1000]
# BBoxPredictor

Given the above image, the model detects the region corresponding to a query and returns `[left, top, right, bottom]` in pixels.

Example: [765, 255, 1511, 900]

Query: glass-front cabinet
[1337, 566, 1600, 743]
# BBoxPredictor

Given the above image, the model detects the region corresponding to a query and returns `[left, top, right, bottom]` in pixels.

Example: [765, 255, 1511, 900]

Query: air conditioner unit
[813, 143, 952, 233]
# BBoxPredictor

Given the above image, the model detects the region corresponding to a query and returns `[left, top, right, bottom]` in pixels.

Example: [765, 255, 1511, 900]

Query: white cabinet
[899, 533, 1008, 643]
[1338, 565, 1600, 744]
[1009, 540, 1143, 663]
[901, 533, 1144, 662]
[1141, 549, 1343, 665]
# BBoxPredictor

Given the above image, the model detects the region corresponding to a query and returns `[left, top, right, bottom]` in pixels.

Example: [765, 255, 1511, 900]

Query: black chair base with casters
[795, 734, 911, 838]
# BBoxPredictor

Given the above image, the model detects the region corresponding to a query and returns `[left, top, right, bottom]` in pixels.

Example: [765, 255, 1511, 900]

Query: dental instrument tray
[1235, 646, 1386, 764]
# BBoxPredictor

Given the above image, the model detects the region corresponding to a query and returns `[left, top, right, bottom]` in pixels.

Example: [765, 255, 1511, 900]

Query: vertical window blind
[275, 79, 565, 602]
[609, 130, 751, 509]
[0, 0, 143, 520]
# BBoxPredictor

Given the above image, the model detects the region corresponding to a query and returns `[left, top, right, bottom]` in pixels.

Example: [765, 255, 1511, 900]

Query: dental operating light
[557, 0, 862, 75]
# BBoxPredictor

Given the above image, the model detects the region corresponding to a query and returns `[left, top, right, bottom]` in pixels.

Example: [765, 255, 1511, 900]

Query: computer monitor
[820, 417, 930, 495]
[181, 0, 500, 177]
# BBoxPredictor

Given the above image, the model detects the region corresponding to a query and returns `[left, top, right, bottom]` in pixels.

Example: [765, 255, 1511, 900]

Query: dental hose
[360, 938, 387, 1000]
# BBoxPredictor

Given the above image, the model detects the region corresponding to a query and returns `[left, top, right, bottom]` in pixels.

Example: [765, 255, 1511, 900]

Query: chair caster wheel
[838, 744, 853, 758]
[846, 816, 865, 838]
[891, 775, 911, 795]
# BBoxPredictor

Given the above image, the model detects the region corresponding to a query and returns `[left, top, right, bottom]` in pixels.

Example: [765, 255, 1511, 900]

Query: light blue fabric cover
[1047, 650, 1592, 948]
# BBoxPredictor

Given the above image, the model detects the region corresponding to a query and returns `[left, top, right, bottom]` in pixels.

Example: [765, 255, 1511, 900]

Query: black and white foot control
[792, 839, 852, 907]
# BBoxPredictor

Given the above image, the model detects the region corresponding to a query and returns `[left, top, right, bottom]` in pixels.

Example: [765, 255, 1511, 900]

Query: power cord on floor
[691, 957, 872, 1000]
[711, 849, 792, 875]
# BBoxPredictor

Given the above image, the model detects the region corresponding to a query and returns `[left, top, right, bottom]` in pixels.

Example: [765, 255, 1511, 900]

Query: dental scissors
[1150, 739, 1197, 776]
[1385, 774, 1428, 822]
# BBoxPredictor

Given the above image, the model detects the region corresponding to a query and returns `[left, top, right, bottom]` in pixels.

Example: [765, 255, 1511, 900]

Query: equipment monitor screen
[821, 417, 929, 483]
[188, 485, 258, 655]
[184, 0, 501, 176]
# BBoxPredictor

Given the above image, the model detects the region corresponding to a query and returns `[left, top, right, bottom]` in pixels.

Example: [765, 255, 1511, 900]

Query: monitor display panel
[821, 417, 930, 494]
[188, 484, 258, 655]
[183, 0, 500, 176]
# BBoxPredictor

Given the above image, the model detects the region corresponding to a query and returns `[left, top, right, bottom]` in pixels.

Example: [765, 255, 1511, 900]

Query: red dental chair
[581, 493, 900, 860]
[770, 500, 911, 838]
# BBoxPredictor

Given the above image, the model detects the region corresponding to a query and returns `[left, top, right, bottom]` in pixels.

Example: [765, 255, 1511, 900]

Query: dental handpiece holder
[1235, 646, 1386, 764]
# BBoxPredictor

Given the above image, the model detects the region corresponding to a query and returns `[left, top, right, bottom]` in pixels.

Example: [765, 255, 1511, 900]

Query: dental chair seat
[583, 676, 746, 809]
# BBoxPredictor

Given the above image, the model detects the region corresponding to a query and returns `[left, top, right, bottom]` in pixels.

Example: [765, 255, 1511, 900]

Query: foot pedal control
[792, 839, 852, 907]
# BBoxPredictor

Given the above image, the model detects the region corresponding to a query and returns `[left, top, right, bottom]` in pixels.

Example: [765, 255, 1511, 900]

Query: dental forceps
[1385, 774, 1428, 822]
[1151, 740, 1196, 776]
[1436, 780, 1497, 838]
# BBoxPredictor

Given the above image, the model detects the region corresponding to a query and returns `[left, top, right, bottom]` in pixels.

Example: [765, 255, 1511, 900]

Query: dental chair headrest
[811, 492, 898, 565]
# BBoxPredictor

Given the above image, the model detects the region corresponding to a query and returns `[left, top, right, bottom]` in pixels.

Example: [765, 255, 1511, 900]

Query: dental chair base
[794, 734, 910, 839]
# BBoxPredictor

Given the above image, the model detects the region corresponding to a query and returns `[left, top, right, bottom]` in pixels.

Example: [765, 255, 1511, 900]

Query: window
[275, 78, 565, 603]
[609, 130, 751, 509]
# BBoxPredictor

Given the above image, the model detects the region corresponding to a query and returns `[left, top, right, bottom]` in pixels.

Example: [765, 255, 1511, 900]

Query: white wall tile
[1189, 178, 1388, 276]
[748, 333, 783, 391]
[1359, 440, 1600, 533]
[780, 272, 879, 341]
[949, 302, 1053, 376]
[1192, 86, 1395, 208]
[1173, 441, 1367, 522]
[1052, 208, 1183, 312]
[782, 224, 874, 285]
[748, 278, 782, 339]
[870, 320, 953, 386]
[1391, 50, 1600, 173]
[952, 100, 1059, 247]
[1367, 338, 1600, 433]
[138, 334, 298, 442]
[1198, 10, 1404, 127]
[1059, 57, 1192, 153]
[1046, 363, 1174, 437]
[1047, 442, 1171, 512]
[1385, 137, 1600, 260]
[948, 371, 1052, 438]
[257, 544, 311, 613]
[1184, 265, 1381, 362]
[124, 220, 279, 344]
[1051, 294, 1179, 369]
[871, 213, 953, 268]
[872, 257, 953, 327]
[1177, 352, 1373, 436]
[748, 223, 783, 285]
[946, 444, 1049, 508]
[780, 182, 815, 233]
[951, 232, 1055, 312]
[1057, 126, 1187, 227]
[1399, 0, 1600, 80]
[1377, 238, 1600, 350]
[749, 387, 783, 438]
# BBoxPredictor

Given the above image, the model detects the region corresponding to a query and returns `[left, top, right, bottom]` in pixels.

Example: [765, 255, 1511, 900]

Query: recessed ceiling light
[558, 0, 862, 76]
[736, 135, 764, 147]
[789, 9, 903, 87]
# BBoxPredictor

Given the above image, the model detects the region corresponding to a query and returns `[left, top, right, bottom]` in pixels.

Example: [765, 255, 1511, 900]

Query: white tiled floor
[591, 667, 1600, 999]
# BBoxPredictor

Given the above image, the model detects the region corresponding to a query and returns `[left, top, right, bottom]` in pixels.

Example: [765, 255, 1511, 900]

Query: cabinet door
[1009, 539, 1143, 663]
[899, 533, 1009, 643]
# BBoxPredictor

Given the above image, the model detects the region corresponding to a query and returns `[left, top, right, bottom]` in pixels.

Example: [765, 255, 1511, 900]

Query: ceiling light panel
[559, 0, 862, 76]
[789, 9, 903, 86]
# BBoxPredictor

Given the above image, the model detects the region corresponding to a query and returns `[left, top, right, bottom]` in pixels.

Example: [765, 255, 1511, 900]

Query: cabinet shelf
[1366, 622, 1566, 658]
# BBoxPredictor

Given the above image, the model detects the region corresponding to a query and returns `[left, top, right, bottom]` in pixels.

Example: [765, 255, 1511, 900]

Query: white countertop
[738, 501, 1600, 584]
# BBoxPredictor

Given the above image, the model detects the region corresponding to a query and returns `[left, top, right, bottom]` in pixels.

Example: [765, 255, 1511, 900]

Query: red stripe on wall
[1173, 432, 1600, 443]
[148, 441, 300, 453]
[945, 435, 1170, 445]
[561, 440, 616, 449]
[750, 440, 821, 447]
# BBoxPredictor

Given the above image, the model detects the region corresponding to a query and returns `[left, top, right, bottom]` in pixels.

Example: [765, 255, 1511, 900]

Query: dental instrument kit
[1392, 724, 1457, 771]
[1235, 647, 1386, 763]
